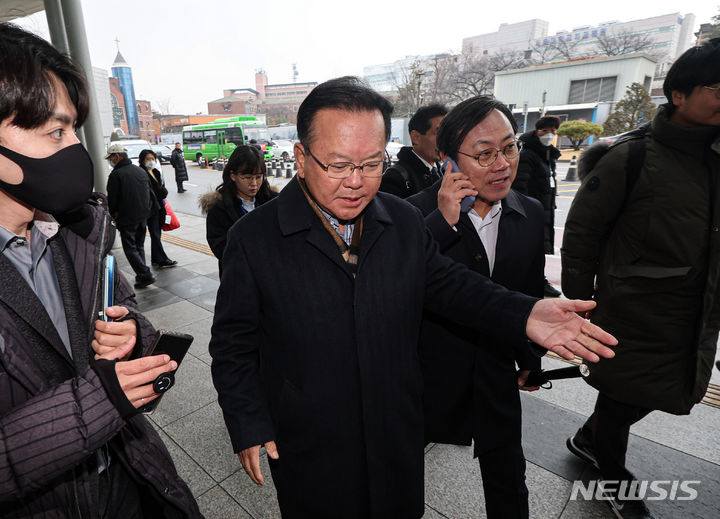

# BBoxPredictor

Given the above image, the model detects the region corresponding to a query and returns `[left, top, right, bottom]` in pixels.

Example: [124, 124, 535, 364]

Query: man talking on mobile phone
[0, 23, 201, 517]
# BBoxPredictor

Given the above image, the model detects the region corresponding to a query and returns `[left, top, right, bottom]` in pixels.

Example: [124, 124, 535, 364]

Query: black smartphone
[443, 157, 475, 213]
[140, 330, 194, 414]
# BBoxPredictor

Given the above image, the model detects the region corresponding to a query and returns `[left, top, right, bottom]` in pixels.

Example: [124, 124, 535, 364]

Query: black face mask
[0, 143, 94, 215]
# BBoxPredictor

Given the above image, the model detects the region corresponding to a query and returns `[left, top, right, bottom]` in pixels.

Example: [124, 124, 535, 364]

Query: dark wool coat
[379, 146, 441, 199]
[170, 148, 189, 182]
[0, 196, 201, 518]
[513, 131, 561, 254]
[562, 105, 720, 415]
[407, 183, 544, 455]
[106, 158, 155, 227]
[209, 176, 537, 518]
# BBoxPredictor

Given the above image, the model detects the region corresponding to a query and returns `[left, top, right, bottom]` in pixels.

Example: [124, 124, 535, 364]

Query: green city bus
[182, 116, 273, 163]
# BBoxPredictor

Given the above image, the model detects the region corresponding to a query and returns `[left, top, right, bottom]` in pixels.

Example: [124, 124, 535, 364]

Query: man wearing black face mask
[0, 22, 201, 517]
[105, 143, 157, 288]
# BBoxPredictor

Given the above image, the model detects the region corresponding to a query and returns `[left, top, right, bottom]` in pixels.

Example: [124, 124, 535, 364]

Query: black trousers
[176, 180, 184, 192]
[146, 213, 170, 264]
[478, 443, 529, 519]
[118, 223, 151, 279]
[578, 393, 652, 483]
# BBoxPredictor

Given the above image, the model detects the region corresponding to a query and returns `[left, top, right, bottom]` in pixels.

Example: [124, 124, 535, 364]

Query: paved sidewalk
[114, 211, 720, 519]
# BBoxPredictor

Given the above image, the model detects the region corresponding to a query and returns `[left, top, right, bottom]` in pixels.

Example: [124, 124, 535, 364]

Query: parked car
[386, 141, 403, 160]
[151, 144, 173, 165]
[270, 139, 296, 161]
[110, 139, 153, 167]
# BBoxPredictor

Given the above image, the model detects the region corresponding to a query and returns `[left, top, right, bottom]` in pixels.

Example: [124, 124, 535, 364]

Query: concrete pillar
[56, 0, 108, 193]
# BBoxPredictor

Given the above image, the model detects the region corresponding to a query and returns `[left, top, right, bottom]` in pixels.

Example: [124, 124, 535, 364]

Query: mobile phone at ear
[443, 158, 475, 213]
[101, 255, 115, 321]
[140, 330, 194, 414]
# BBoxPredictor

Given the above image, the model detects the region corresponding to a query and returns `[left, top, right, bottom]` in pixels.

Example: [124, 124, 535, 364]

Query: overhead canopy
[0, 1, 44, 21]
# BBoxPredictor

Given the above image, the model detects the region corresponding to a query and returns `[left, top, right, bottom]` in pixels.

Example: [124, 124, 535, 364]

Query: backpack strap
[387, 162, 413, 192]
[609, 122, 650, 202]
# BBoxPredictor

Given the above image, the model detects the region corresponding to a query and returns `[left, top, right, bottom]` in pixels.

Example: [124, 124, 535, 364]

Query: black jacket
[209, 176, 537, 518]
[379, 146, 441, 199]
[106, 158, 154, 227]
[407, 182, 544, 454]
[145, 167, 167, 219]
[0, 196, 201, 517]
[170, 148, 188, 181]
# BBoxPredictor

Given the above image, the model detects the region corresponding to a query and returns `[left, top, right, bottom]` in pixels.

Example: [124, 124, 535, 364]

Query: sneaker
[606, 494, 655, 519]
[544, 280, 562, 297]
[134, 275, 156, 289]
[566, 432, 599, 469]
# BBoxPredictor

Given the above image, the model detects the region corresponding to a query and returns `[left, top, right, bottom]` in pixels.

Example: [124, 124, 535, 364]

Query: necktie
[430, 166, 439, 180]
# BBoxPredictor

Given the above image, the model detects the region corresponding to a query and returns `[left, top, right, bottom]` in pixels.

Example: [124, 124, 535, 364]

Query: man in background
[170, 141, 188, 192]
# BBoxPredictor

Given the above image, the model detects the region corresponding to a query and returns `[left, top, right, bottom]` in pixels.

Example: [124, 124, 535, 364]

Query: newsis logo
[570, 480, 700, 501]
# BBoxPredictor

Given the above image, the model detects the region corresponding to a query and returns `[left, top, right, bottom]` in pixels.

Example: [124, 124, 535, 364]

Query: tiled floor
[116, 211, 720, 519]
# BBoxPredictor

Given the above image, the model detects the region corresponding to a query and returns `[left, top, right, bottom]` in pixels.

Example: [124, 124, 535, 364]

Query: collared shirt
[237, 195, 256, 214]
[0, 213, 72, 356]
[467, 202, 503, 275]
[318, 206, 354, 245]
[412, 150, 434, 172]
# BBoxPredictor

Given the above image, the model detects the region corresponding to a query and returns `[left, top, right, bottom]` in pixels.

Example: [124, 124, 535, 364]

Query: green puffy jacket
[562, 105, 720, 414]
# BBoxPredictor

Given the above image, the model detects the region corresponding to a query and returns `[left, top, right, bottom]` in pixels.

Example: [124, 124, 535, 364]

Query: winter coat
[379, 146, 441, 199]
[170, 148, 189, 182]
[209, 176, 536, 518]
[513, 131, 561, 254]
[561, 105, 720, 415]
[146, 166, 168, 221]
[407, 182, 544, 455]
[106, 157, 155, 227]
[199, 184, 277, 275]
[0, 195, 201, 517]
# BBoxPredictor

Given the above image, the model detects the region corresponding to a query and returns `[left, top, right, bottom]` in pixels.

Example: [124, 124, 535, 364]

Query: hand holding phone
[139, 330, 194, 414]
[443, 158, 475, 213]
[101, 255, 115, 321]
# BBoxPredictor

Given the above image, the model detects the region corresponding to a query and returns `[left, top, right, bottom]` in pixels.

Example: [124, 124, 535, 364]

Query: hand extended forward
[526, 299, 616, 362]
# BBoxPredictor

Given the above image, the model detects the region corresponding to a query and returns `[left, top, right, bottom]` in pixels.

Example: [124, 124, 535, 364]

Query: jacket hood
[199, 190, 222, 214]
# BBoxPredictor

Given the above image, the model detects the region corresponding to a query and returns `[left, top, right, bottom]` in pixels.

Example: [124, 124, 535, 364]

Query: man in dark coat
[512, 115, 562, 297]
[210, 76, 616, 519]
[0, 22, 201, 517]
[379, 103, 446, 198]
[407, 95, 545, 519]
[106, 144, 156, 288]
[170, 142, 188, 192]
[561, 39, 720, 519]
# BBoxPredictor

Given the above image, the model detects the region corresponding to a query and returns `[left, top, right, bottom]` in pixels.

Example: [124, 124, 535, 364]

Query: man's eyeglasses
[456, 141, 521, 168]
[305, 146, 388, 179]
[703, 85, 720, 99]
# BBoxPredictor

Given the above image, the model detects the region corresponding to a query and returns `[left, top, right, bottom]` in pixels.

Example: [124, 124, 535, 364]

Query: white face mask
[144, 160, 156, 170]
[538, 133, 555, 147]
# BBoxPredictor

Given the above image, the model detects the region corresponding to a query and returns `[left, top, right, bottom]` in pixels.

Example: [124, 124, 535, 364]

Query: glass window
[183, 131, 203, 144]
[599, 77, 616, 101]
[226, 126, 244, 144]
[203, 130, 217, 144]
[568, 76, 617, 103]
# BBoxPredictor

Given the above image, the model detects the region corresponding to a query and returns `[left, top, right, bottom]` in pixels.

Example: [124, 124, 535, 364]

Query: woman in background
[139, 148, 177, 268]
[200, 145, 276, 276]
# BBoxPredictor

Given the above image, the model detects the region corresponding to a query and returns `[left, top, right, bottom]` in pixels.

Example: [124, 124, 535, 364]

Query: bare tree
[153, 96, 173, 115]
[595, 30, 654, 56]
[527, 40, 559, 65]
[391, 61, 426, 116]
[450, 53, 495, 100]
[547, 37, 580, 60]
[422, 54, 459, 107]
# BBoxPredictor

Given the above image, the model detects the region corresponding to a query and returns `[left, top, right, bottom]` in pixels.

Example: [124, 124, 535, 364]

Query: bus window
[183, 131, 202, 144]
[203, 130, 217, 144]
[226, 127, 244, 145]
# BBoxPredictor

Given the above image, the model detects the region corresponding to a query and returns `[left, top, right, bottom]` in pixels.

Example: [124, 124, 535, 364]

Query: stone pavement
[113, 210, 720, 519]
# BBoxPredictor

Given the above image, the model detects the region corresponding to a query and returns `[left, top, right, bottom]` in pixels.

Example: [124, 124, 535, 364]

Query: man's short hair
[408, 104, 448, 135]
[663, 38, 720, 103]
[535, 115, 561, 131]
[0, 22, 89, 129]
[297, 76, 393, 147]
[436, 96, 517, 161]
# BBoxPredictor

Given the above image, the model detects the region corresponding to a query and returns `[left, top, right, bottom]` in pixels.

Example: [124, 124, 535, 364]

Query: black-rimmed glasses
[305, 146, 388, 179]
[456, 141, 521, 168]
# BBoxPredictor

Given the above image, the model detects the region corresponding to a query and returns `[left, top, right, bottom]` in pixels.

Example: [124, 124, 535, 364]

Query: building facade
[136, 99, 155, 143]
[108, 77, 129, 136]
[363, 53, 452, 94]
[493, 53, 657, 132]
[111, 51, 139, 135]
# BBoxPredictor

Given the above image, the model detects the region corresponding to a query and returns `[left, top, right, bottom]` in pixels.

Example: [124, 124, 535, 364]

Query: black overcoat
[407, 183, 544, 455]
[170, 148, 189, 182]
[209, 177, 537, 518]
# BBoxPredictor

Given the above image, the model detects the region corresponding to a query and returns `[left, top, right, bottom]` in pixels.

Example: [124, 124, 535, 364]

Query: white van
[111, 139, 153, 166]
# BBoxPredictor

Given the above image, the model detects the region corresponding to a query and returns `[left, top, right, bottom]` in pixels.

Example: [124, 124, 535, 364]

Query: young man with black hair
[562, 38, 720, 519]
[513, 115, 563, 297]
[210, 75, 617, 518]
[407, 95, 545, 519]
[379, 103, 447, 198]
[0, 22, 200, 517]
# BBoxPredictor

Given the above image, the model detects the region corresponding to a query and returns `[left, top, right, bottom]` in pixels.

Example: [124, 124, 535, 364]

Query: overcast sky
[12, 0, 719, 115]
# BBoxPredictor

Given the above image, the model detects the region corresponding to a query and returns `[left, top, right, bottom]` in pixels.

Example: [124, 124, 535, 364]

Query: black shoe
[544, 281, 562, 297]
[178, 189, 186, 193]
[566, 432, 599, 469]
[606, 493, 655, 519]
[156, 260, 178, 269]
[716, 360, 719, 371]
[134, 275, 156, 289]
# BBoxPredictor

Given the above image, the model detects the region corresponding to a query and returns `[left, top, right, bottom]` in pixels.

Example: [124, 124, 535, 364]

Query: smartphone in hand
[101, 255, 115, 321]
[443, 158, 475, 213]
[140, 330, 194, 414]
